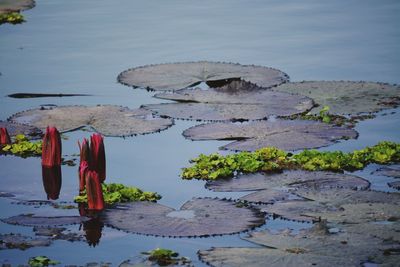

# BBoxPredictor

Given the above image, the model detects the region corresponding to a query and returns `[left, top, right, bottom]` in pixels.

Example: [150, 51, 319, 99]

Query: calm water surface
[1, 0, 399, 265]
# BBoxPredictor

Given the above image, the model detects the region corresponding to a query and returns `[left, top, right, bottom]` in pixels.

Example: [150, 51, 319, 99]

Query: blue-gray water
[1, 0, 399, 265]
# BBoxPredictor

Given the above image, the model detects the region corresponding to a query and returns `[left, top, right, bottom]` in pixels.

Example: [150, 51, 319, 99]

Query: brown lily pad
[206, 171, 370, 192]
[1, 214, 89, 227]
[102, 198, 265, 237]
[374, 165, 400, 178]
[388, 181, 400, 190]
[183, 120, 358, 151]
[272, 81, 400, 116]
[7, 93, 90, 98]
[118, 61, 289, 91]
[239, 189, 297, 204]
[9, 105, 174, 137]
[199, 223, 396, 267]
[0, 233, 51, 250]
[0, 121, 42, 139]
[0, 0, 35, 14]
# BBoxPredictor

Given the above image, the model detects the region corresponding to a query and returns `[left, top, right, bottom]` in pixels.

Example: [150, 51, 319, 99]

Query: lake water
[1, 0, 399, 265]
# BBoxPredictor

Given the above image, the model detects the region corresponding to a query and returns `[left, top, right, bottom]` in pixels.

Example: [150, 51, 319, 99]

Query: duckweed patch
[0, 12, 24, 24]
[144, 248, 191, 266]
[74, 183, 161, 205]
[181, 141, 400, 180]
[28, 256, 59, 267]
[1, 134, 42, 157]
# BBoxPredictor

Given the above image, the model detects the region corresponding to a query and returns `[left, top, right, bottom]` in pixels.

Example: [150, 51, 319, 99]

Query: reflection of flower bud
[90, 134, 106, 183]
[42, 127, 62, 167]
[42, 165, 62, 200]
[82, 218, 104, 247]
[0, 127, 11, 145]
[85, 170, 104, 211]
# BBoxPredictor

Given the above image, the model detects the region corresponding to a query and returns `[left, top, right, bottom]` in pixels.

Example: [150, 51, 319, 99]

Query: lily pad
[183, 120, 358, 151]
[9, 105, 174, 137]
[0, 121, 42, 139]
[272, 81, 400, 116]
[206, 171, 370, 192]
[1, 214, 89, 227]
[199, 225, 395, 267]
[118, 62, 289, 91]
[0, 0, 35, 14]
[0, 233, 51, 250]
[102, 198, 265, 237]
[239, 189, 297, 204]
[388, 181, 400, 190]
[8, 93, 90, 98]
[374, 165, 400, 178]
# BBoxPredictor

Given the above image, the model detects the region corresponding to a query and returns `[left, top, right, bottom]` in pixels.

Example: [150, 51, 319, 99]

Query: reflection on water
[81, 217, 104, 247]
[41, 165, 62, 200]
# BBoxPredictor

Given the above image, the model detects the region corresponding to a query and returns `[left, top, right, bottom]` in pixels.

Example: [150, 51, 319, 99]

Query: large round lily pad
[199, 224, 397, 267]
[206, 171, 369, 192]
[102, 198, 265, 237]
[272, 81, 400, 116]
[0, 121, 42, 139]
[1, 214, 89, 227]
[118, 62, 289, 91]
[374, 165, 400, 178]
[0, 0, 35, 14]
[183, 120, 358, 151]
[9, 105, 174, 137]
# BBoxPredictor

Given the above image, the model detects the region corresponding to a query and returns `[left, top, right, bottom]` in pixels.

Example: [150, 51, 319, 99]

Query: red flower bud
[42, 165, 62, 200]
[42, 127, 62, 167]
[0, 128, 11, 145]
[79, 160, 89, 192]
[90, 134, 106, 183]
[85, 170, 104, 211]
[78, 138, 91, 164]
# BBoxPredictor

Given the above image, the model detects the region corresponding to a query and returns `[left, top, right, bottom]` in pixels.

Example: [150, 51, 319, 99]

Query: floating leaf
[0, 233, 51, 250]
[272, 81, 400, 116]
[0, 121, 42, 140]
[118, 61, 289, 91]
[102, 198, 265, 237]
[1, 214, 89, 227]
[9, 105, 173, 137]
[374, 165, 400, 178]
[0, 0, 35, 14]
[183, 120, 357, 151]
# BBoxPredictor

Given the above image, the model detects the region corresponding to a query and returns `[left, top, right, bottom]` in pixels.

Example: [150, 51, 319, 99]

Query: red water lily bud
[42, 165, 62, 200]
[42, 127, 62, 167]
[78, 138, 91, 164]
[85, 170, 104, 211]
[0, 128, 11, 145]
[90, 134, 106, 183]
[79, 160, 89, 192]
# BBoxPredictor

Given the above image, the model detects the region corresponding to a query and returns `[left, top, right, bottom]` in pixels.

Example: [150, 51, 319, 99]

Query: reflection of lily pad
[206, 171, 369, 192]
[272, 81, 400, 116]
[2, 214, 89, 227]
[199, 224, 395, 267]
[0, 0, 35, 14]
[183, 120, 357, 151]
[118, 62, 289, 91]
[9, 105, 174, 137]
[0, 233, 51, 250]
[103, 198, 265, 237]
[0, 121, 42, 140]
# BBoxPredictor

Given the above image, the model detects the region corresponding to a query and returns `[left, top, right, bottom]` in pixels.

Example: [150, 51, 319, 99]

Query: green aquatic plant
[143, 248, 190, 266]
[1, 134, 42, 157]
[290, 105, 347, 126]
[181, 141, 400, 180]
[74, 183, 161, 205]
[0, 12, 25, 25]
[28, 256, 59, 267]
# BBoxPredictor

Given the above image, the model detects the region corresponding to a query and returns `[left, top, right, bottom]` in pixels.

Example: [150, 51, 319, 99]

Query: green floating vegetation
[28, 256, 59, 267]
[181, 141, 400, 180]
[143, 248, 190, 266]
[74, 183, 161, 205]
[1, 134, 42, 157]
[0, 12, 25, 25]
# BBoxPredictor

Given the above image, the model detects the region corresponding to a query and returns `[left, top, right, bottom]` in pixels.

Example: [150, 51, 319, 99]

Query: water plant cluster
[0, 12, 24, 25]
[144, 248, 190, 266]
[74, 183, 161, 205]
[1, 134, 42, 157]
[28, 256, 59, 267]
[181, 141, 400, 180]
